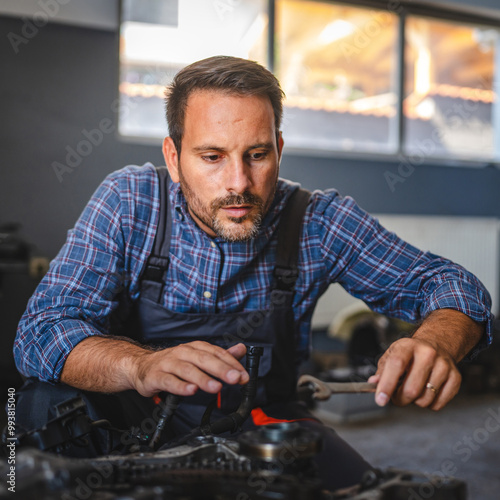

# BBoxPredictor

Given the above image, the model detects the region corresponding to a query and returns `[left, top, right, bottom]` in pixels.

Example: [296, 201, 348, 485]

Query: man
[14, 56, 492, 490]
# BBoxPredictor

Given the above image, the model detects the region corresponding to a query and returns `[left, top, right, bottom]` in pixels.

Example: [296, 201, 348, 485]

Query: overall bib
[134, 166, 308, 420]
[15, 168, 372, 489]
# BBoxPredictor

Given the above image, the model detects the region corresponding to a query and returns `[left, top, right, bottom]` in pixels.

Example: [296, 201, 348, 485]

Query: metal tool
[199, 345, 264, 435]
[167, 345, 264, 449]
[297, 374, 377, 401]
[149, 393, 182, 449]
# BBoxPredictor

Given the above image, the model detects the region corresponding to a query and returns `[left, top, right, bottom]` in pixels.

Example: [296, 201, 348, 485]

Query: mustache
[211, 192, 264, 211]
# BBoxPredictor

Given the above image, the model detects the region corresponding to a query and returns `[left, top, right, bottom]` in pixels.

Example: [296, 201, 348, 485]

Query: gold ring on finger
[425, 382, 438, 394]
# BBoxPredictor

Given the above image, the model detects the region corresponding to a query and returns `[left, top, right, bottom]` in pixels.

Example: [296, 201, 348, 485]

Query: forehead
[182, 90, 276, 143]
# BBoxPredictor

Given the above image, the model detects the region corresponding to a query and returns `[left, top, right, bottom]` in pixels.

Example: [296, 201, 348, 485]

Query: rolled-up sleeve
[313, 191, 493, 357]
[14, 165, 158, 382]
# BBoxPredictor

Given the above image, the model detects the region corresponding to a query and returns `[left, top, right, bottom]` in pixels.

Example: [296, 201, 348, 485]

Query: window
[404, 16, 498, 161]
[119, 0, 268, 139]
[275, 0, 399, 153]
[119, 0, 500, 164]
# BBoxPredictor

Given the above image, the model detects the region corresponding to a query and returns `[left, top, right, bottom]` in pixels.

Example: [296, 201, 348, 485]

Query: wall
[434, 0, 500, 16]
[0, 0, 118, 30]
[0, 16, 164, 258]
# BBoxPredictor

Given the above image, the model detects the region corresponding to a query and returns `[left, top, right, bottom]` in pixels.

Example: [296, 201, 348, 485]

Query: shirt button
[210, 241, 216, 248]
[203, 291, 212, 299]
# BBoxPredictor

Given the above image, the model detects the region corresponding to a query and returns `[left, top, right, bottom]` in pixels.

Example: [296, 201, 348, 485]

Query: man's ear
[162, 137, 180, 183]
[277, 131, 284, 165]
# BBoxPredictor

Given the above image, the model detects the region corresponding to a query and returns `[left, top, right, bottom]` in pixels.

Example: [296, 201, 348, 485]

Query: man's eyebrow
[241, 142, 275, 156]
[191, 145, 226, 153]
[191, 143, 275, 153]
[245, 142, 274, 152]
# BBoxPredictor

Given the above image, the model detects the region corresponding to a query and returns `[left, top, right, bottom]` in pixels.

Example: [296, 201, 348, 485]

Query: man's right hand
[130, 341, 249, 397]
[61, 337, 249, 396]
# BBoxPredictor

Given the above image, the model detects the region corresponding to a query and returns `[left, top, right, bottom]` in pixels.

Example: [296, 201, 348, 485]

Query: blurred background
[0, 0, 499, 496]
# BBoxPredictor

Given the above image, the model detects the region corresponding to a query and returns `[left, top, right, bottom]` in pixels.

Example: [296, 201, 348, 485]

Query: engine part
[0, 434, 467, 500]
[200, 345, 264, 435]
[167, 345, 265, 449]
[148, 393, 182, 450]
[238, 421, 321, 461]
[2, 348, 467, 499]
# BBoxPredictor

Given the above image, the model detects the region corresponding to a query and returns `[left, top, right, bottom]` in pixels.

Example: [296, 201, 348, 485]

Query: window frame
[118, 0, 500, 168]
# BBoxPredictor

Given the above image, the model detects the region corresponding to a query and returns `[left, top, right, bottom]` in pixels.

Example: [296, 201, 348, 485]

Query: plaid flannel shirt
[15, 163, 493, 382]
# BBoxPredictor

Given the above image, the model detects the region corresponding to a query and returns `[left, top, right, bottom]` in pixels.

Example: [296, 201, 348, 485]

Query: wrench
[297, 374, 377, 401]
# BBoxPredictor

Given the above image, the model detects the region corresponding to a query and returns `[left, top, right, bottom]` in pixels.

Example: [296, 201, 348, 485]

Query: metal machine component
[238, 422, 321, 461]
[0, 439, 467, 499]
[297, 374, 377, 401]
[201, 345, 264, 435]
[1, 429, 324, 500]
[169, 345, 265, 448]
[9, 397, 94, 453]
[2, 348, 467, 499]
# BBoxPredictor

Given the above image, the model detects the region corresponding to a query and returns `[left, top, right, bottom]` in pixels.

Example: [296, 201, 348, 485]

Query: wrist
[413, 309, 484, 362]
[123, 348, 154, 392]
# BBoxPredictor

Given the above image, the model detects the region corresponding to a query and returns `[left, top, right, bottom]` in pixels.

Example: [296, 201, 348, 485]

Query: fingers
[372, 340, 413, 407]
[133, 367, 200, 398]
[133, 341, 249, 397]
[372, 338, 461, 410]
[412, 355, 449, 408]
[431, 372, 461, 410]
[227, 343, 247, 360]
[155, 373, 198, 397]
[392, 342, 436, 406]
[183, 341, 249, 384]
[421, 367, 461, 411]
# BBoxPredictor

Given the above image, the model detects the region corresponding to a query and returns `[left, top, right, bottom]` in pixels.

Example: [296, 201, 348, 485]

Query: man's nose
[225, 158, 252, 194]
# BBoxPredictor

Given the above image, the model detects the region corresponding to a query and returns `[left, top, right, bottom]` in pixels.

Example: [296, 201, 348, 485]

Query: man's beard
[178, 167, 276, 242]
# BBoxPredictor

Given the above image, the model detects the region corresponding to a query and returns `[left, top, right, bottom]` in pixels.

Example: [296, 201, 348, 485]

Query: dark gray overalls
[15, 168, 372, 489]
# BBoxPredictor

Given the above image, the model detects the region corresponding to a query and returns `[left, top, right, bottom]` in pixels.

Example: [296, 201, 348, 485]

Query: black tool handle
[240, 345, 264, 401]
[149, 394, 182, 449]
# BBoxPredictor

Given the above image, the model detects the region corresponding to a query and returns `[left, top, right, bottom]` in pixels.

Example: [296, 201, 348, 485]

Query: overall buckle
[273, 265, 298, 292]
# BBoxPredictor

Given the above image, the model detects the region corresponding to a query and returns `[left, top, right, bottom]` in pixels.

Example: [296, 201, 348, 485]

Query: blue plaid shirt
[15, 163, 493, 382]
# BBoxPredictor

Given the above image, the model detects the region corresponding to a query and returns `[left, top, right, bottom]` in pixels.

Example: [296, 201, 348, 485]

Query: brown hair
[165, 56, 285, 153]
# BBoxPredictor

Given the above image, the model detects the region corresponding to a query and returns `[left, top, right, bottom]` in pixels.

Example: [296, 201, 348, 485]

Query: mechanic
[14, 56, 492, 490]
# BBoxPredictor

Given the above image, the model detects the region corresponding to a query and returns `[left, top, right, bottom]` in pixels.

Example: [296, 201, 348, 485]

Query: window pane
[276, 0, 399, 154]
[119, 0, 268, 139]
[404, 16, 498, 161]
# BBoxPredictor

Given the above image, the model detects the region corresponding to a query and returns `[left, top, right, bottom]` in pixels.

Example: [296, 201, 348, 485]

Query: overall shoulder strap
[141, 166, 172, 285]
[273, 187, 311, 292]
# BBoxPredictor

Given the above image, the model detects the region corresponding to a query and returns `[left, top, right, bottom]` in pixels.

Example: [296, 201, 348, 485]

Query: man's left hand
[368, 309, 484, 411]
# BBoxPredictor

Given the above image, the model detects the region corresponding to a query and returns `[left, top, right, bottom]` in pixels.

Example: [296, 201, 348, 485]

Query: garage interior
[1, 0, 499, 498]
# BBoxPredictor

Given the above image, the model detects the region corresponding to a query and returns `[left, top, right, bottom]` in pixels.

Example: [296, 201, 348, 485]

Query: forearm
[61, 336, 151, 393]
[322, 198, 492, 352]
[61, 336, 249, 397]
[412, 308, 484, 363]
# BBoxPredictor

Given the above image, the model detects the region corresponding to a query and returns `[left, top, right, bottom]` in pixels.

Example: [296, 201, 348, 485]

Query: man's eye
[202, 154, 220, 162]
[250, 151, 268, 160]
